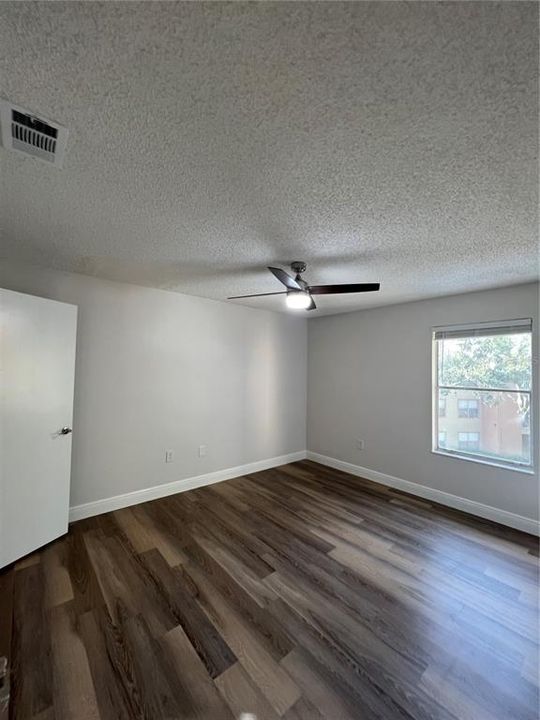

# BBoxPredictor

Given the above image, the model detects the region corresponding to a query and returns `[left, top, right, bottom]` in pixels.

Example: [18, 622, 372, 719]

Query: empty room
[0, 2, 538, 719]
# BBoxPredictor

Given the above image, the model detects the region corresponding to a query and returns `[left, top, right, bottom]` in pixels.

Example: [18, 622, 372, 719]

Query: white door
[0, 288, 77, 568]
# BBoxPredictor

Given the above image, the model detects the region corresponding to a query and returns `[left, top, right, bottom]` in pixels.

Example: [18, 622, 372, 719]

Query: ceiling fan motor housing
[290, 261, 307, 275]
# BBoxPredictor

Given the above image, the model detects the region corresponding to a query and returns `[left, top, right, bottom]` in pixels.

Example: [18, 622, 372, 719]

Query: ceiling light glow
[286, 291, 311, 310]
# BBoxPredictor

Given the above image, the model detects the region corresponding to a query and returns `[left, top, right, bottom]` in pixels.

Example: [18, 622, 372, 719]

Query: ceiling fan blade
[268, 266, 302, 290]
[306, 295, 317, 311]
[227, 291, 287, 299]
[309, 283, 380, 295]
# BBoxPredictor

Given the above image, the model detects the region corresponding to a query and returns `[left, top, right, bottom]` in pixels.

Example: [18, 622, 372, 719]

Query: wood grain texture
[1, 460, 538, 719]
[0, 568, 14, 720]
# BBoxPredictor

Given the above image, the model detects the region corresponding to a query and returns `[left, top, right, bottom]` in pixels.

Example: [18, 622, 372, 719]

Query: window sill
[432, 449, 535, 475]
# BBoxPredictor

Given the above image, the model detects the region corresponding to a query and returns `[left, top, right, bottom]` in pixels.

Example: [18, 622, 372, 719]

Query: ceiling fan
[228, 262, 380, 311]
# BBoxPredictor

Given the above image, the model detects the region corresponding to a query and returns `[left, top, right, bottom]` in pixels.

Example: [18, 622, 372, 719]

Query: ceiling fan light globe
[286, 291, 311, 310]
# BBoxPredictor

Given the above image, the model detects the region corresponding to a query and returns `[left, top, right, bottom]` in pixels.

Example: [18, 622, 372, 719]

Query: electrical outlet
[198, 444, 207, 458]
[356, 439, 365, 450]
[165, 450, 174, 463]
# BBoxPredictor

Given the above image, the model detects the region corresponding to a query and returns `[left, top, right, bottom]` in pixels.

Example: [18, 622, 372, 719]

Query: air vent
[0, 100, 68, 168]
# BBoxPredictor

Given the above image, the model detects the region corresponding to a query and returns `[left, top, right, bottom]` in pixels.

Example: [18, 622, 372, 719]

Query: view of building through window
[433, 321, 533, 468]
[458, 398, 479, 418]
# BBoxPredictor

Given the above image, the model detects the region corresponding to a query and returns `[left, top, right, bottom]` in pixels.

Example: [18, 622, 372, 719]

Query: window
[458, 398, 479, 418]
[433, 319, 533, 470]
[438, 397, 446, 417]
[458, 432, 480, 451]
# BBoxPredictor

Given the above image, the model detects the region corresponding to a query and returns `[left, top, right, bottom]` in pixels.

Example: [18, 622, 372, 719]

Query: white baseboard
[69, 450, 307, 522]
[306, 451, 540, 536]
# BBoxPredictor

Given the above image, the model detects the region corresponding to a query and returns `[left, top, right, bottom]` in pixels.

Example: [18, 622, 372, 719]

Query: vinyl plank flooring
[115, 611, 183, 720]
[138, 548, 237, 679]
[42, 543, 74, 609]
[214, 662, 281, 720]
[282, 696, 326, 720]
[0, 567, 14, 720]
[160, 624, 235, 719]
[181, 537, 294, 662]
[11, 564, 54, 719]
[49, 603, 100, 720]
[3, 460, 538, 720]
[280, 648, 358, 720]
[77, 607, 139, 720]
[184, 562, 301, 715]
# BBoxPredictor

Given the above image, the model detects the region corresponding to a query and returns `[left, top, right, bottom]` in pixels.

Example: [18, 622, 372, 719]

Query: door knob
[60, 427, 72, 435]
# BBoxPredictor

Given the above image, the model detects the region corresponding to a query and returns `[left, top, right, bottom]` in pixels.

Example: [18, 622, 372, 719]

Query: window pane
[457, 431, 479, 450]
[437, 389, 531, 465]
[438, 332, 531, 391]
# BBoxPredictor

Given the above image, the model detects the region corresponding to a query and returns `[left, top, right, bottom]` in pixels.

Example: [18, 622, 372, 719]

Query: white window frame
[432, 318, 535, 473]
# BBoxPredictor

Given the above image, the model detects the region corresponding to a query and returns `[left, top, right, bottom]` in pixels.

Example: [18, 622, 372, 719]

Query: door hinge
[0, 656, 9, 713]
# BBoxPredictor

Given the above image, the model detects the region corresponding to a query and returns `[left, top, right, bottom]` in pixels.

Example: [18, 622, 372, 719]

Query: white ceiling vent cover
[0, 100, 69, 168]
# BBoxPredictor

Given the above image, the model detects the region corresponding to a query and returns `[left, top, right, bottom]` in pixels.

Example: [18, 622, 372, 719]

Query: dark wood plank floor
[3, 460, 539, 720]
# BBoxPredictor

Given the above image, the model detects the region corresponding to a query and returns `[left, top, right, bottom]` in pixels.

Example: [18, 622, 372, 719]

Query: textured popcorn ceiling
[0, 2, 538, 316]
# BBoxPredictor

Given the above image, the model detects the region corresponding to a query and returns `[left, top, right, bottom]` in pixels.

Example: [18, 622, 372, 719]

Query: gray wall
[307, 283, 539, 521]
[0, 261, 307, 507]
[2, 259, 536, 523]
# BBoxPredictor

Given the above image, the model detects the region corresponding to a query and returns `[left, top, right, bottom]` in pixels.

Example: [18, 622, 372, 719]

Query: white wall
[0, 261, 307, 509]
[307, 283, 539, 524]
